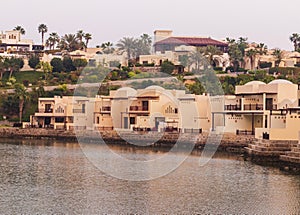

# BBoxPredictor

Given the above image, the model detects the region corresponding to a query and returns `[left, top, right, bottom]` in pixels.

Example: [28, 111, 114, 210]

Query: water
[0, 139, 299, 214]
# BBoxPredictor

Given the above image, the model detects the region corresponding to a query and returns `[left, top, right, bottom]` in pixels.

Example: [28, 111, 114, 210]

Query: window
[55, 117, 65, 123]
[130, 117, 136, 125]
[82, 104, 86, 114]
[97, 117, 100, 124]
[175, 108, 178, 114]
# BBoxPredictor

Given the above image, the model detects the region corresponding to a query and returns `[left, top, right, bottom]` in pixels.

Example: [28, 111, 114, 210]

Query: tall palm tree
[0, 56, 5, 80]
[84, 33, 92, 51]
[116, 37, 137, 60]
[289, 33, 300, 51]
[38, 24, 48, 45]
[46, 32, 60, 50]
[76, 30, 85, 50]
[14, 83, 28, 123]
[189, 47, 208, 71]
[13, 26, 25, 35]
[246, 49, 257, 70]
[273, 48, 283, 67]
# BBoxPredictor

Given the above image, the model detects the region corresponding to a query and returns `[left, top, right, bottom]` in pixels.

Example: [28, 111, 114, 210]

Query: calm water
[0, 139, 300, 214]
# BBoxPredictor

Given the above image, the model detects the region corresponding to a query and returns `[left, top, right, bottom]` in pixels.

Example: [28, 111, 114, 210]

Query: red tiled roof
[155, 37, 228, 47]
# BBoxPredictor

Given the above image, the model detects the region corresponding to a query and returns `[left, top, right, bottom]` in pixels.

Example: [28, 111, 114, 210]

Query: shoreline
[0, 127, 299, 173]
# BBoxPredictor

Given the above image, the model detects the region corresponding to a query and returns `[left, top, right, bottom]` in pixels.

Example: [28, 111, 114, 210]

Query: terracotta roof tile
[155, 37, 228, 47]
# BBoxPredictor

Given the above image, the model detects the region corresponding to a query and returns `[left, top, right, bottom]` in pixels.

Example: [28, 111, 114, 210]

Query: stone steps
[280, 155, 300, 164]
[246, 139, 296, 158]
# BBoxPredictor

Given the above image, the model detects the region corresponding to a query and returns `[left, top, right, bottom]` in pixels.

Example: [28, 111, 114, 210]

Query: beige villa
[212, 79, 300, 140]
[31, 86, 212, 133]
[31, 96, 94, 130]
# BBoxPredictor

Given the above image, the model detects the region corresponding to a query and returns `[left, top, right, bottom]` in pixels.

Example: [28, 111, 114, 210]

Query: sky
[1, 0, 299, 50]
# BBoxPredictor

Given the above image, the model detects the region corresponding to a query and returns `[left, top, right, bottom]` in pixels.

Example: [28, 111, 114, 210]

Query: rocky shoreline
[0, 127, 299, 173]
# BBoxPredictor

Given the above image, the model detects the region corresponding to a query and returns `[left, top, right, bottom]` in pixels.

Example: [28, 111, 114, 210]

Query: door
[123, 117, 128, 129]
[266, 98, 273, 110]
[155, 117, 165, 129]
[44, 117, 51, 126]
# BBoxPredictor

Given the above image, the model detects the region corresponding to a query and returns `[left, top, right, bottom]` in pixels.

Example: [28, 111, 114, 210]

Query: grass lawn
[1, 70, 44, 86]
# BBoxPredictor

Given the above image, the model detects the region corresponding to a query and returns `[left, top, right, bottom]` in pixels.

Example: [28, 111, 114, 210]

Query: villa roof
[154, 37, 228, 47]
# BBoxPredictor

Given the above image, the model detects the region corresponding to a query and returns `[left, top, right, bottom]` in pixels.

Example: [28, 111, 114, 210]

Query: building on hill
[0, 30, 43, 54]
[153, 30, 228, 53]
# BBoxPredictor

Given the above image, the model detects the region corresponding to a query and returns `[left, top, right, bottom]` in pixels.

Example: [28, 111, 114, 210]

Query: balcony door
[266, 98, 273, 110]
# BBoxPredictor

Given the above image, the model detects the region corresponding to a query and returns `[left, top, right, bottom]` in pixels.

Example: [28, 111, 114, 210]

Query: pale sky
[1, 0, 299, 50]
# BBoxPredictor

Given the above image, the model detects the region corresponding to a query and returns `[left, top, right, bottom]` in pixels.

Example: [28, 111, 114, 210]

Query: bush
[51, 58, 64, 73]
[28, 55, 40, 69]
[63, 57, 76, 72]
[259, 61, 272, 69]
[73, 59, 88, 70]
[160, 60, 175, 75]
[127, 71, 136, 78]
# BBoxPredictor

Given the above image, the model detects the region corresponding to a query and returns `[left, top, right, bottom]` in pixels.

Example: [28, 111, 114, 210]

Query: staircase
[245, 139, 298, 159]
[280, 144, 300, 164]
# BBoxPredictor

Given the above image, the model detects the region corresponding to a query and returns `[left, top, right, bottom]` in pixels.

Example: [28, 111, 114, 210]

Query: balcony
[244, 104, 263, 111]
[38, 109, 53, 113]
[100, 106, 111, 113]
[129, 106, 149, 112]
[73, 109, 85, 114]
[224, 105, 241, 111]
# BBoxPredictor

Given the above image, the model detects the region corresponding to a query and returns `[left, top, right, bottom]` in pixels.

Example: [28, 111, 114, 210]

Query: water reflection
[0, 139, 299, 214]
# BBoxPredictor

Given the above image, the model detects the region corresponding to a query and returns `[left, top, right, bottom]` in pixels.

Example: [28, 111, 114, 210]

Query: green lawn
[1, 70, 44, 86]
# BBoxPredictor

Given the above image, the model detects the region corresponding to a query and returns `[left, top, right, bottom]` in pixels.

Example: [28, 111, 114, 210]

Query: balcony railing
[73, 109, 85, 114]
[39, 109, 53, 113]
[266, 105, 278, 111]
[224, 105, 241, 111]
[244, 104, 264, 111]
[101, 106, 111, 112]
[129, 106, 149, 112]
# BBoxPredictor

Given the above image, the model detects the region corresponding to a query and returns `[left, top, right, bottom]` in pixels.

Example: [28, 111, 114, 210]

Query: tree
[77, 30, 85, 50]
[246, 49, 257, 70]
[117, 37, 137, 60]
[84, 33, 92, 51]
[62, 57, 76, 72]
[28, 55, 40, 69]
[4, 57, 24, 78]
[134, 34, 152, 57]
[189, 47, 208, 71]
[50, 58, 64, 73]
[256, 43, 268, 55]
[13, 26, 25, 35]
[0, 57, 5, 80]
[36, 61, 53, 80]
[289, 33, 300, 52]
[101, 42, 115, 54]
[226, 38, 244, 72]
[38, 24, 48, 45]
[14, 83, 28, 123]
[273, 48, 283, 67]
[73, 58, 88, 70]
[160, 60, 175, 74]
[46, 32, 60, 50]
[204, 45, 223, 66]
[58, 34, 81, 52]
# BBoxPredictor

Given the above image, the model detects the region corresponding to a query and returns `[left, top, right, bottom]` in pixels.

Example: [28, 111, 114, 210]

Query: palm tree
[76, 30, 85, 50]
[14, 83, 28, 123]
[0, 56, 5, 80]
[38, 24, 48, 45]
[101, 42, 115, 54]
[273, 48, 283, 67]
[58, 34, 80, 52]
[189, 47, 208, 71]
[46, 32, 60, 50]
[84, 33, 92, 51]
[205, 45, 223, 66]
[256, 43, 268, 55]
[13, 26, 25, 35]
[246, 49, 257, 70]
[116, 37, 137, 60]
[289, 33, 300, 51]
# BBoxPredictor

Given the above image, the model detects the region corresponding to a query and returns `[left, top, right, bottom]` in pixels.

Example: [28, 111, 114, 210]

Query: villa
[0, 30, 43, 54]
